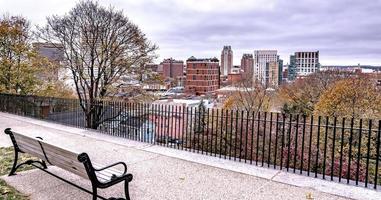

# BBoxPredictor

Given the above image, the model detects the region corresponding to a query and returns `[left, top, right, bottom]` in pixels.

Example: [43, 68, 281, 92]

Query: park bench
[4, 128, 133, 200]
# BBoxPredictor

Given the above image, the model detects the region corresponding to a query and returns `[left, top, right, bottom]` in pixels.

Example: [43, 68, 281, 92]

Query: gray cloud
[136, 0, 381, 65]
[1, 0, 381, 65]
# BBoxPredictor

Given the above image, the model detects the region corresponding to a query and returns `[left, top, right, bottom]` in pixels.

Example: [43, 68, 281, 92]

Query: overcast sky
[1, 0, 381, 65]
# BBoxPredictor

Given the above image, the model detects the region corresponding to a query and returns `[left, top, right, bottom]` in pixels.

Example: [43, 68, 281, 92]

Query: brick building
[227, 65, 242, 85]
[227, 73, 242, 85]
[185, 56, 220, 95]
[144, 63, 160, 73]
[160, 58, 184, 79]
[241, 53, 254, 76]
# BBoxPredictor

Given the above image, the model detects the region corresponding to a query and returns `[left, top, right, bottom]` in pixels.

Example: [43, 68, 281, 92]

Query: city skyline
[2, 0, 381, 65]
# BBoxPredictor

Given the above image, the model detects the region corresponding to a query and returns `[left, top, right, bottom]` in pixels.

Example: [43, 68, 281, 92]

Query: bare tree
[36, 0, 157, 129]
[224, 72, 271, 114]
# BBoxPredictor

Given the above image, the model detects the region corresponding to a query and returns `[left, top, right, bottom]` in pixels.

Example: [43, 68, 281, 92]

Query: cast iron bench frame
[4, 128, 133, 200]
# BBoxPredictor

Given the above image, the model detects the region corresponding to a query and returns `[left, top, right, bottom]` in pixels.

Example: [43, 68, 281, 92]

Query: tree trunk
[85, 100, 104, 129]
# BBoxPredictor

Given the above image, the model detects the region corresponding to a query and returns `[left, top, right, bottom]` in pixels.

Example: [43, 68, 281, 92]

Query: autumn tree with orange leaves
[279, 70, 355, 116]
[315, 76, 381, 119]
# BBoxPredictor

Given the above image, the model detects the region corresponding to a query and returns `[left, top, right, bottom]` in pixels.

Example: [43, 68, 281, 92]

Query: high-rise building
[221, 46, 233, 76]
[278, 57, 283, 85]
[185, 56, 220, 95]
[265, 61, 279, 88]
[241, 54, 254, 76]
[283, 65, 289, 82]
[160, 58, 184, 79]
[253, 50, 278, 84]
[294, 51, 320, 77]
[288, 55, 297, 81]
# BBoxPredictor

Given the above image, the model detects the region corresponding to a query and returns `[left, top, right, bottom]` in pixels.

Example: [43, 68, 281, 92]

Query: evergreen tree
[194, 100, 206, 134]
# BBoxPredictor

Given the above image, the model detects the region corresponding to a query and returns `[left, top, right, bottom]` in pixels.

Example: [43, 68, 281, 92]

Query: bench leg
[41, 160, 48, 169]
[125, 179, 130, 200]
[92, 185, 98, 200]
[9, 149, 19, 176]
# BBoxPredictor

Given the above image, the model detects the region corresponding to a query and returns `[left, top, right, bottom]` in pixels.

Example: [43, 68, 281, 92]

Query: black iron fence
[0, 93, 380, 189]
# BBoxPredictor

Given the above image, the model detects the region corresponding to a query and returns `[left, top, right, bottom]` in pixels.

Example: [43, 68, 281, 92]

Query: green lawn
[0, 147, 35, 200]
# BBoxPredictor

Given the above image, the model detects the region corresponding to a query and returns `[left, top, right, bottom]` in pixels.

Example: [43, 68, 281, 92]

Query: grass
[0, 147, 36, 200]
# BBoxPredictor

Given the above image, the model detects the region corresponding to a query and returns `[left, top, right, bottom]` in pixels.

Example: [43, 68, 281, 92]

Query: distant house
[149, 99, 213, 145]
[33, 42, 65, 81]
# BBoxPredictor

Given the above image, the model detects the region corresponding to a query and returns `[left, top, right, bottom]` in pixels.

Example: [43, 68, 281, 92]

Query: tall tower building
[241, 54, 254, 77]
[221, 46, 233, 76]
[278, 57, 284, 85]
[265, 61, 279, 88]
[294, 51, 320, 77]
[288, 55, 297, 81]
[253, 50, 278, 84]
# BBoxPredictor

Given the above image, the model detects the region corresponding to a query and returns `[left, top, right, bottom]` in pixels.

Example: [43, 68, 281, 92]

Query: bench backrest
[12, 131, 89, 179]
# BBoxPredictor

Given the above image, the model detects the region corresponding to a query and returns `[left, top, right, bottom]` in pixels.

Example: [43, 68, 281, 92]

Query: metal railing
[0, 93, 380, 189]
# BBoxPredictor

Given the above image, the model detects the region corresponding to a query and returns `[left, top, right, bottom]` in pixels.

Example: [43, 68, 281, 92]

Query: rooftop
[161, 58, 184, 63]
[216, 86, 255, 92]
[242, 53, 254, 58]
[153, 98, 214, 107]
[187, 56, 219, 62]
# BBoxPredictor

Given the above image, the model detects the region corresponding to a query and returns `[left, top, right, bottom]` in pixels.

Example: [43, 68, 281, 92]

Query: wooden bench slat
[93, 164, 124, 183]
[12, 132, 79, 152]
[17, 142, 89, 178]
[14, 134, 43, 154]
[93, 163, 124, 176]
[16, 139, 84, 169]
[13, 132, 88, 179]
[11, 131, 127, 184]
[95, 172, 112, 183]
[17, 142, 46, 160]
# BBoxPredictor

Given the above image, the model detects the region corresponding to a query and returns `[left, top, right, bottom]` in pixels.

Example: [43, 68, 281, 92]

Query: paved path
[0, 112, 379, 200]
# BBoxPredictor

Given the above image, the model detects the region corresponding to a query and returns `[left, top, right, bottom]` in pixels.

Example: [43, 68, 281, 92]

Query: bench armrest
[94, 162, 127, 175]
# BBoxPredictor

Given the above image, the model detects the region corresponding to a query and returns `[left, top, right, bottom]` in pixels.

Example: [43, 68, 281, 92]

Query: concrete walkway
[0, 112, 379, 200]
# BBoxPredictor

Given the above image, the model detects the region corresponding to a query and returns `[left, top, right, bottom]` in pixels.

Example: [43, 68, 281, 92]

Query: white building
[230, 65, 241, 74]
[294, 51, 320, 77]
[253, 50, 278, 84]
